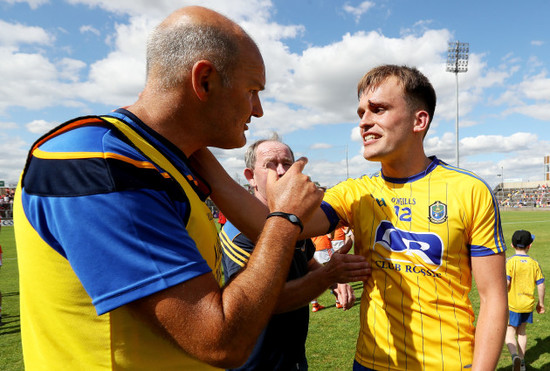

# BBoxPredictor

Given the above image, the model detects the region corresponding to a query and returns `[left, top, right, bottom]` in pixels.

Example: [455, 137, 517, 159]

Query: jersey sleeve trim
[220, 228, 250, 268]
[470, 244, 499, 257]
[320, 200, 340, 233]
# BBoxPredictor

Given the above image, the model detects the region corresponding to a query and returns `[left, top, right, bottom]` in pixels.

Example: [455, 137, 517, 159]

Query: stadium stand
[0, 188, 14, 225]
[494, 181, 550, 209]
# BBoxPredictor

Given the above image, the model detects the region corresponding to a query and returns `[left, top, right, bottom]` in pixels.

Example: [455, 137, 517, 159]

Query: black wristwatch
[266, 211, 304, 233]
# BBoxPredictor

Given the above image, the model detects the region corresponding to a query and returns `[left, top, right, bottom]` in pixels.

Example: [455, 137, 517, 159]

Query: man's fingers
[290, 157, 308, 173]
[266, 156, 309, 185]
[328, 253, 371, 283]
[266, 167, 278, 184]
[334, 253, 367, 263]
[337, 243, 353, 255]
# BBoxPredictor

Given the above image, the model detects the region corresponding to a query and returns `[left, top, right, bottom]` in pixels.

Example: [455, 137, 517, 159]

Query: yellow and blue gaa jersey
[322, 157, 505, 371]
[14, 109, 222, 370]
[506, 254, 545, 313]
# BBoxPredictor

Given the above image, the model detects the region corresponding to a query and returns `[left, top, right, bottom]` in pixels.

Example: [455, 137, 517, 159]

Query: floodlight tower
[446, 41, 469, 168]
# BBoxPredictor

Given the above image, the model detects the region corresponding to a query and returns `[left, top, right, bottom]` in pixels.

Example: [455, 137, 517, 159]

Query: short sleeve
[467, 181, 506, 257]
[23, 187, 212, 315]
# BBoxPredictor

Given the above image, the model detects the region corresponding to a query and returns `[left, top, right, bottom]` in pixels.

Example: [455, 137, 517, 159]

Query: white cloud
[510, 103, 550, 121]
[310, 143, 333, 150]
[461, 132, 537, 155]
[0, 48, 64, 112]
[424, 132, 456, 160]
[400, 19, 435, 37]
[351, 126, 362, 142]
[0, 0, 48, 10]
[57, 58, 86, 82]
[72, 15, 152, 106]
[425, 132, 548, 188]
[263, 28, 453, 128]
[518, 72, 550, 101]
[0, 121, 18, 129]
[1, 0, 548, 189]
[424, 132, 541, 162]
[80, 25, 100, 36]
[531, 40, 544, 46]
[0, 133, 28, 186]
[0, 2, 468, 139]
[66, 0, 274, 21]
[495, 71, 550, 121]
[0, 20, 54, 46]
[26, 119, 57, 134]
[307, 151, 380, 187]
[343, 1, 375, 23]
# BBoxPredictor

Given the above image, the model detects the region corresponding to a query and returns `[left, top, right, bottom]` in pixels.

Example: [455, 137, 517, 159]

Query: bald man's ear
[191, 60, 215, 101]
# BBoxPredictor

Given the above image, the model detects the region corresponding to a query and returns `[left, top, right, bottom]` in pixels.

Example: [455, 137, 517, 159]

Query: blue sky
[1, 0, 549, 189]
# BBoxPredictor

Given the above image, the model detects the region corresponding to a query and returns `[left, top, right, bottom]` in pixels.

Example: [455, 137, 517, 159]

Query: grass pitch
[1, 210, 549, 370]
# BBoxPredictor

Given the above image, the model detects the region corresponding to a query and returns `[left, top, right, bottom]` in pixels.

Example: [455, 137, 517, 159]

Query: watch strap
[266, 211, 304, 233]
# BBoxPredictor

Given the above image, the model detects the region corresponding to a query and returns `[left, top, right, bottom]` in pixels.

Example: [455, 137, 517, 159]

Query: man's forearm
[191, 148, 268, 241]
[273, 252, 369, 313]
[472, 300, 507, 370]
[471, 253, 507, 370]
[132, 217, 303, 368]
[273, 261, 334, 313]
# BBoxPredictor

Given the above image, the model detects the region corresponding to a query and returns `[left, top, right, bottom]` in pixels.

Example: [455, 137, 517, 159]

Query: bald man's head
[146, 6, 261, 90]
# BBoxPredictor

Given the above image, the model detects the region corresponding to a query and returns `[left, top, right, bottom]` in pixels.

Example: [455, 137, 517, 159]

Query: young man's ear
[191, 60, 215, 101]
[413, 110, 430, 134]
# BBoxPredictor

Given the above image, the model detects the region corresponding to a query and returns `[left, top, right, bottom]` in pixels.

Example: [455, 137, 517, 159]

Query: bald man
[14, 6, 328, 370]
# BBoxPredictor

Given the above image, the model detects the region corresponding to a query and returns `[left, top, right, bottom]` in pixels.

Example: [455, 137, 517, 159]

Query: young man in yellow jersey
[193, 64, 508, 371]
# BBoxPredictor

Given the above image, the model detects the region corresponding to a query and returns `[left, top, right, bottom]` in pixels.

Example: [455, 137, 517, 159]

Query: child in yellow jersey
[505, 230, 545, 371]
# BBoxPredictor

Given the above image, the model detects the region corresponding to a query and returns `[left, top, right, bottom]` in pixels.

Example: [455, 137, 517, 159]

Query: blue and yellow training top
[14, 109, 222, 370]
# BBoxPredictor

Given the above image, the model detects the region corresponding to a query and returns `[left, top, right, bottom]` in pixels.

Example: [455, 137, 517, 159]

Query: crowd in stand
[0, 189, 14, 219]
[497, 184, 550, 208]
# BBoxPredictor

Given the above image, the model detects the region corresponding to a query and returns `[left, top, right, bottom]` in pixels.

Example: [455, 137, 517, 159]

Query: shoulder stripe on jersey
[100, 116, 211, 202]
[32, 148, 171, 178]
[23, 156, 187, 201]
[219, 229, 250, 268]
[30, 117, 105, 153]
[438, 162, 506, 253]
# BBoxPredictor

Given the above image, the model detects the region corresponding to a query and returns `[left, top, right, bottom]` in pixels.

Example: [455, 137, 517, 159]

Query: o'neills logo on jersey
[428, 201, 447, 224]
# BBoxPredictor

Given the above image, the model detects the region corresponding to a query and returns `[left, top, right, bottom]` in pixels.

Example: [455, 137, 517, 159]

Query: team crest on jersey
[428, 201, 447, 224]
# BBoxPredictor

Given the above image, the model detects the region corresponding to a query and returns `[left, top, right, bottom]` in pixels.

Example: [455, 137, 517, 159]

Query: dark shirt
[220, 220, 315, 370]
